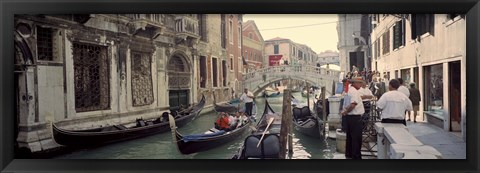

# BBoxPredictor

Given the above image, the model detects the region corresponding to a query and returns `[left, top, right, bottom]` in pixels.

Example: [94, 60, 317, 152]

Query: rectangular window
[198, 14, 208, 42]
[411, 14, 435, 40]
[238, 26, 241, 46]
[131, 51, 154, 107]
[200, 56, 207, 88]
[238, 57, 242, 73]
[230, 55, 234, 70]
[222, 60, 227, 87]
[393, 19, 405, 50]
[36, 26, 53, 61]
[424, 64, 443, 116]
[401, 68, 410, 84]
[212, 57, 218, 87]
[73, 42, 110, 112]
[229, 20, 233, 44]
[221, 14, 226, 48]
[376, 40, 380, 59]
[382, 30, 390, 55]
[274, 45, 279, 54]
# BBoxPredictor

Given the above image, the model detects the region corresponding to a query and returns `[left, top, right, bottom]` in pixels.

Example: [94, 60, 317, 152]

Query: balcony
[174, 15, 200, 46]
[123, 14, 167, 39]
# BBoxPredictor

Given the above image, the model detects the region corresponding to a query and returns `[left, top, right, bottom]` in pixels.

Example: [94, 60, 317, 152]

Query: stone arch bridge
[243, 65, 341, 96]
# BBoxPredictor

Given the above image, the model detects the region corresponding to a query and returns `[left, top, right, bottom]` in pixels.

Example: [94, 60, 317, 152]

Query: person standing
[397, 78, 410, 121]
[340, 77, 365, 159]
[376, 79, 413, 126]
[397, 78, 410, 97]
[359, 80, 374, 129]
[240, 88, 254, 117]
[408, 83, 421, 122]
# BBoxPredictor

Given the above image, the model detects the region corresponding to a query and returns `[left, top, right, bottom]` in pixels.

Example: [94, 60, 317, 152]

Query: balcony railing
[175, 16, 199, 36]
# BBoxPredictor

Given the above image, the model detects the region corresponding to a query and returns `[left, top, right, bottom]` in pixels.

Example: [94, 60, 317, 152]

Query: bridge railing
[243, 65, 341, 82]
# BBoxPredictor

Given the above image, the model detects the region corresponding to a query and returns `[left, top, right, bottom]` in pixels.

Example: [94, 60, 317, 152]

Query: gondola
[292, 106, 324, 138]
[228, 98, 240, 104]
[232, 99, 284, 159]
[52, 95, 206, 147]
[213, 91, 238, 114]
[264, 90, 282, 97]
[168, 107, 256, 155]
[313, 98, 329, 121]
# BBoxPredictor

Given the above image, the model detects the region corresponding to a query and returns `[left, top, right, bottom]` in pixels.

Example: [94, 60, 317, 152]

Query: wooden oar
[257, 117, 275, 148]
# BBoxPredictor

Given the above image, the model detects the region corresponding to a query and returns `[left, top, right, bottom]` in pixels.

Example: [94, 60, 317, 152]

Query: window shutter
[393, 21, 401, 49]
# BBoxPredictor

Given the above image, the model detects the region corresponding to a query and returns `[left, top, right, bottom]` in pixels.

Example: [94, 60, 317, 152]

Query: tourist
[407, 83, 421, 122]
[376, 79, 413, 126]
[397, 78, 410, 97]
[215, 112, 230, 131]
[340, 77, 365, 159]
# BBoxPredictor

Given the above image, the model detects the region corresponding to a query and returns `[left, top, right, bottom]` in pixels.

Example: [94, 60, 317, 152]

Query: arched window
[168, 56, 186, 72]
[354, 38, 360, 45]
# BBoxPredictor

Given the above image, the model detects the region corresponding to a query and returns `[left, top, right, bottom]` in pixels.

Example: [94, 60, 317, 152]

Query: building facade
[337, 14, 371, 72]
[371, 14, 466, 140]
[317, 50, 340, 66]
[222, 14, 244, 97]
[242, 20, 264, 72]
[13, 14, 233, 154]
[196, 14, 234, 111]
[264, 37, 318, 67]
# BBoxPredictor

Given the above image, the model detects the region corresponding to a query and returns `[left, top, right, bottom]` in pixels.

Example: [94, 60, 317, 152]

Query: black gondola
[213, 91, 238, 114]
[292, 106, 324, 138]
[168, 109, 256, 155]
[232, 99, 284, 159]
[52, 95, 206, 147]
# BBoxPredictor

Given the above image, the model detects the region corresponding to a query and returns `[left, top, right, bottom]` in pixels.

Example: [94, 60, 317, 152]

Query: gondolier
[240, 88, 255, 117]
[340, 77, 365, 159]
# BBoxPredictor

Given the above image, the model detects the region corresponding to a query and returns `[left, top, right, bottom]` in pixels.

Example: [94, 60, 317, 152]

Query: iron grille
[167, 56, 190, 89]
[73, 42, 110, 112]
[361, 100, 380, 157]
[36, 26, 53, 61]
[131, 51, 154, 107]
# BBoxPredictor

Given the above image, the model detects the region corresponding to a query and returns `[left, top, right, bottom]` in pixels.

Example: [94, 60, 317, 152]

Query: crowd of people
[339, 67, 421, 159]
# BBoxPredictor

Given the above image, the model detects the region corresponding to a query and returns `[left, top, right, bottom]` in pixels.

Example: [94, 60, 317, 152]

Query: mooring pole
[321, 86, 327, 137]
[279, 89, 293, 159]
[306, 82, 310, 108]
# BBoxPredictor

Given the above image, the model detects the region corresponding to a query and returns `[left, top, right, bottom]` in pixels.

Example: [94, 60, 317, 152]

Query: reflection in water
[55, 94, 336, 159]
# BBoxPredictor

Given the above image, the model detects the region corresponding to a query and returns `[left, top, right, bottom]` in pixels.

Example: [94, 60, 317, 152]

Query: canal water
[55, 92, 337, 159]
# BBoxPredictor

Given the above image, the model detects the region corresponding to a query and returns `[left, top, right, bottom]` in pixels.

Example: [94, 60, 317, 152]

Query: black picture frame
[1, 0, 478, 173]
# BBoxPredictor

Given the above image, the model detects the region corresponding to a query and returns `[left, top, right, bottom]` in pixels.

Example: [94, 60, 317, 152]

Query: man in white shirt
[397, 78, 410, 97]
[340, 77, 365, 159]
[240, 88, 254, 117]
[376, 79, 413, 126]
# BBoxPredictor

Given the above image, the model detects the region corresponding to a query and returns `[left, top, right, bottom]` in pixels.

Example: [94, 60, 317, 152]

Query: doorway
[449, 61, 461, 132]
[349, 51, 364, 72]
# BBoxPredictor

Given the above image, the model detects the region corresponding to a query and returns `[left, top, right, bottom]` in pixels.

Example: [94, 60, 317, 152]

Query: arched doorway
[167, 54, 191, 111]
[14, 30, 35, 153]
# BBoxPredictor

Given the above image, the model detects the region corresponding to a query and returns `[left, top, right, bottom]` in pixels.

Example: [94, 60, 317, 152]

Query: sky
[243, 14, 339, 54]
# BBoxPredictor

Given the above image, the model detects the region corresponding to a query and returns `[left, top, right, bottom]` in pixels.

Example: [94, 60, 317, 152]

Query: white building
[337, 14, 371, 72]
[317, 50, 340, 66]
[371, 14, 466, 140]
[264, 37, 318, 66]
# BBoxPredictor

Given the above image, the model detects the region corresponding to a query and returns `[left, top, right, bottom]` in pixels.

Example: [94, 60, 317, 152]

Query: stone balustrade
[374, 122, 442, 159]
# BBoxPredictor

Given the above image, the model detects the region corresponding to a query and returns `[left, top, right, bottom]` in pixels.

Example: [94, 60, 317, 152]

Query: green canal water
[55, 92, 337, 159]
